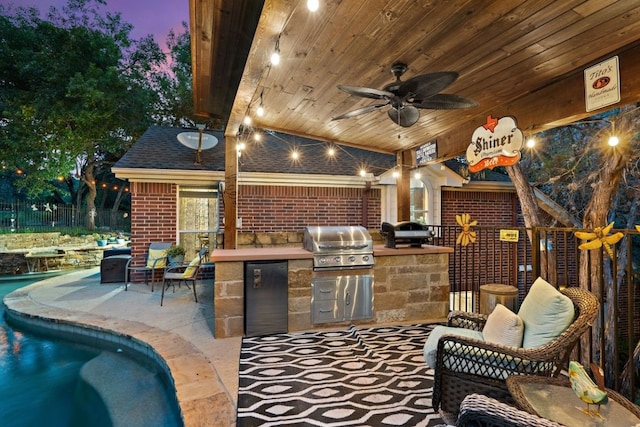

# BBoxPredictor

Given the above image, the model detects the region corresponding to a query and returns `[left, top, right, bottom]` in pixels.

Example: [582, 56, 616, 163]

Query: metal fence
[0, 201, 130, 233]
[429, 224, 640, 403]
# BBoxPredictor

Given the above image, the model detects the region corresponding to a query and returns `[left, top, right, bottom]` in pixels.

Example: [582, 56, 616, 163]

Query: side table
[506, 375, 640, 427]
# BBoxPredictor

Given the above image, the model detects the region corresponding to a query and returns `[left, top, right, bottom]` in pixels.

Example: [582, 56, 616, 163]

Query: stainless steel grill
[303, 225, 374, 270]
[303, 226, 374, 324]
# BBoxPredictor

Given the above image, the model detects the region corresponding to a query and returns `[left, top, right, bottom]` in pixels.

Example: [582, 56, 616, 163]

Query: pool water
[0, 277, 180, 427]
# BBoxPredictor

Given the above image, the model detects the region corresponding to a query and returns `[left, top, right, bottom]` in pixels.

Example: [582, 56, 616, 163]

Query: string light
[291, 150, 300, 160]
[608, 121, 619, 146]
[307, 0, 319, 12]
[526, 137, 536, 148]
[253, 132, 262, 141]
[243, 115, 252, 125]
[327, 147, 335, 157]
[392, 170, 400, 178]
[256, 90, 265, 116]
[359, 169, 367, 177]
[270, 36, 281, 66]
[414, 171, 421, 179]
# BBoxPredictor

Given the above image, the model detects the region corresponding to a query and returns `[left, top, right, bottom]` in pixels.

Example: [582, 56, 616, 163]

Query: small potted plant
[166, 245, 186, 265]
[96, 235, 108, 247]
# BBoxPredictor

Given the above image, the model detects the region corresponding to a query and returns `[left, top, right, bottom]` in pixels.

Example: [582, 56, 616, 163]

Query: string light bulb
[256, 90, 265, 116]
[608, 121, 619, 146]
[359, 169, 367, 177]
[243, 115, 252, 125]
[392, 170, 400, 178]
[270, 36, 281, 66]
[526, 137, 536, 148]
[327, 147, 335, 157]
[307, 0, 319, 12]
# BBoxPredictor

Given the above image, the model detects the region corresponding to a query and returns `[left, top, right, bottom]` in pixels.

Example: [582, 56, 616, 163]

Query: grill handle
[317, 244, 369, 250]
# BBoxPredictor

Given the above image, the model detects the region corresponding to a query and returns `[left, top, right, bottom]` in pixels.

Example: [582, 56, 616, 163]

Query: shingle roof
[114, 125, 396, 176]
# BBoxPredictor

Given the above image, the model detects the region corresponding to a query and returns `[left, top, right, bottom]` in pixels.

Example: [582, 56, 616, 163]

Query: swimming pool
[0, 276, 181, 427]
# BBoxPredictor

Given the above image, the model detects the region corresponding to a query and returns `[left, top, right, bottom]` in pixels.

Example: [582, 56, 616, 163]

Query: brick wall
[441, 189, 518, 227]
[237, 186, 381, 232]
[130, 182, 177, 269]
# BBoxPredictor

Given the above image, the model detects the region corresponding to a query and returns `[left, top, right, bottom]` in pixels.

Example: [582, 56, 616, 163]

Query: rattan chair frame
[456, 393, 565, 427]
[432, 287, 599, 417]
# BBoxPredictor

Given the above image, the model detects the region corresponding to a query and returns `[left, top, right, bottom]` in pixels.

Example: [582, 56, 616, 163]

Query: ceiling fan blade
[337, 85, 393, 100]
[332, 103, 389, 120]
[388, 105, 420, 127]
[398, 71, 459, 99]
[413, 93, 478, 110]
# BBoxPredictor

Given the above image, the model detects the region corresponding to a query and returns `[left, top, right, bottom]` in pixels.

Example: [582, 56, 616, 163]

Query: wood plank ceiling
[190, 0, 640, 161]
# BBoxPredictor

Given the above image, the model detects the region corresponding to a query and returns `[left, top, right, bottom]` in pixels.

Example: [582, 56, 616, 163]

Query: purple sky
[3, 0, 189, 49]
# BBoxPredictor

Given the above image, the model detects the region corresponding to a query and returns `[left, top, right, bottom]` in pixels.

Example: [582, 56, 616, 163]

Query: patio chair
[427, 278, 599, 419]
[160, 247, 208, 306]
[125, 242, 171, 291]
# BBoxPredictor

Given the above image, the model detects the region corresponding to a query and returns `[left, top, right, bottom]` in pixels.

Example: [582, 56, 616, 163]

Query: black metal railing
[428, 224, 640, 404]
[0, 201, 130, 233]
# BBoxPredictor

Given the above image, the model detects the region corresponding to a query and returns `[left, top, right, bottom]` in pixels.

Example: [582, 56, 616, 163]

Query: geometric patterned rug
[236, 323, 444, 426]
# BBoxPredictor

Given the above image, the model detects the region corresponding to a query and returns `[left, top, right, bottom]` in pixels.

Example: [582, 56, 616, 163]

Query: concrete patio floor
[2, 267, 240, 427]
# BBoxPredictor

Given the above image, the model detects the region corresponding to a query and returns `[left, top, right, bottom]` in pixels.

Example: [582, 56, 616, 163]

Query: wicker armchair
[432, 287, 599, 417]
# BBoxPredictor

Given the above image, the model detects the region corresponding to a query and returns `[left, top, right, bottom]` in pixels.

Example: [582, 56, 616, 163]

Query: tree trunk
[506, 163, 556, 281]
[578, 125, 630, 384]
[110, 184, 126, 229]
[84, 157, 98, 230]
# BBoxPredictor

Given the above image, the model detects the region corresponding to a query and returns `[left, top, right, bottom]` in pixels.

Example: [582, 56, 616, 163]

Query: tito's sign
[466, 115, 524, 173]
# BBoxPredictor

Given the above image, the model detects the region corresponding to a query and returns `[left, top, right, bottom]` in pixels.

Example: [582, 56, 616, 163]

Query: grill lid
[303, 226, 373, 254]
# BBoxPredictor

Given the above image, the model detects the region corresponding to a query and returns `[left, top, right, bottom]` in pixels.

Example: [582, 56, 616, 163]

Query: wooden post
[224, 134, 238, 249]
[396, 150, 411, 221]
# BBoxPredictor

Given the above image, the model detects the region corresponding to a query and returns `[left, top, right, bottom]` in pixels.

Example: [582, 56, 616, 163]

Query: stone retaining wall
[0, 232, 122, 275]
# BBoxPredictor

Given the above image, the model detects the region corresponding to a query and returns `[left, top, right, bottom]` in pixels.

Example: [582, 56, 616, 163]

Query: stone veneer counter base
[211, 245, 453, 338]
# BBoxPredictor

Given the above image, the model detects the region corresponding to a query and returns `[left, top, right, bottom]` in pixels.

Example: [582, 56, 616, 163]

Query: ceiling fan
[332, 62, 478, 127]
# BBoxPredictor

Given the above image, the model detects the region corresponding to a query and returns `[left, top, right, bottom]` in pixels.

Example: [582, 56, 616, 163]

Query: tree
[514, 104, 640, 385]
[0, 0, 166, 228]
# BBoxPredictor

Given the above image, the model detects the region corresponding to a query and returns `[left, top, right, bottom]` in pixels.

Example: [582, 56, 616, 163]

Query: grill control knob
[319, 258, 327, 264]
[362, 255, 370, 263]
[348, 256, 356, 263]
[334, 256, 341, 263]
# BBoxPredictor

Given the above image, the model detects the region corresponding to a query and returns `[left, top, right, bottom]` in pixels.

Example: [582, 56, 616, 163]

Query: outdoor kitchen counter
[211, 244, 452, 338]
[209, 244, 452, 262]
[209, 247, 313, 262]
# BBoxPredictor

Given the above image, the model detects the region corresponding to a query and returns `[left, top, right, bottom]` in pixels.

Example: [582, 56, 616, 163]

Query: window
[178, 187, 220, 257]
[410, 178, 428, 224]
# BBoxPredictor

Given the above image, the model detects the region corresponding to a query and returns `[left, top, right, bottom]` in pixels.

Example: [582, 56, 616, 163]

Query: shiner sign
[466, 115, 524, 173]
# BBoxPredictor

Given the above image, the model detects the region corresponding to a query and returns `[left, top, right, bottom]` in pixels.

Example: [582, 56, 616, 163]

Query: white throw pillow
[518, 277, 575, 348]
[482, 303, 524, 347]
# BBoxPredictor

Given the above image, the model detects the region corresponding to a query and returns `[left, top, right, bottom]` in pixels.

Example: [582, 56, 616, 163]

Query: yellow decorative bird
[574, 222, 623, 258]
[568, 361, 608, 419]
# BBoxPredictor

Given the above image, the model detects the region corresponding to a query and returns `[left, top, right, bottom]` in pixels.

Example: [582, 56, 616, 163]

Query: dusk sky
[2, 0, 190, 50]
